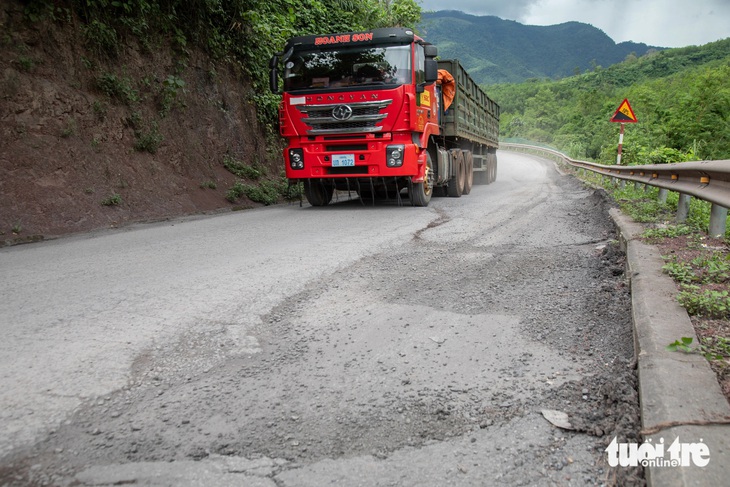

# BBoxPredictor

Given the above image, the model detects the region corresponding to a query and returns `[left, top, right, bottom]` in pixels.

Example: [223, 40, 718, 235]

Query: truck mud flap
[354, 177, 405, 206]
[298, 178, 406, 206]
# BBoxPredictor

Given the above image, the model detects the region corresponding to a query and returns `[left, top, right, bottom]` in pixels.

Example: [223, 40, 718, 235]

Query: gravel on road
[0, 154, 643, 486]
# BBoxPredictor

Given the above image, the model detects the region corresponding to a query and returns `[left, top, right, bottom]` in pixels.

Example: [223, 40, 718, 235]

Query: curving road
[0, 151, 641, 486]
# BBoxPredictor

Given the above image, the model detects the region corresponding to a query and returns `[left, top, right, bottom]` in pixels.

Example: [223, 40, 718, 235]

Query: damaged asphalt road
[0, 151, 642, 486]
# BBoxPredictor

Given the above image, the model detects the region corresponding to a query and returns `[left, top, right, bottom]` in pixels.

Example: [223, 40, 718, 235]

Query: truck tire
[462, 150, 473, 195]
[488, 153, 498, 183]
[304, 180, 334, 206]
[410, 153, 434, 207]
[447, 150, 464, 198]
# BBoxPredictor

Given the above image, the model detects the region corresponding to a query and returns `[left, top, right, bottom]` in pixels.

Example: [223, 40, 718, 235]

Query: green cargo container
[437, 59, 500, 184]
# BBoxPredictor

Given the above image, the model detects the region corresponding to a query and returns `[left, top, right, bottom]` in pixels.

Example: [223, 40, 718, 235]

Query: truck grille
[295, 100, 393, 135]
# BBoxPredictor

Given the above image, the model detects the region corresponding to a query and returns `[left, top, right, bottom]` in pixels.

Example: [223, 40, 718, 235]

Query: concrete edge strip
[609, 208, 730, 486]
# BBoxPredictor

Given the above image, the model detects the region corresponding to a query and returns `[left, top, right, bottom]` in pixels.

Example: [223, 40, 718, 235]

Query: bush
[96, 72, 138, 105]
[226, 178, 299, 205]
[223, 155, 263, 180]
[101, 193, 122, 206]
[133, 124, 163, 154]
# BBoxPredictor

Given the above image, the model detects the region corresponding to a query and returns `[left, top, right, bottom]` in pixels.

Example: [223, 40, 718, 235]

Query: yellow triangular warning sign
[610, 98, 638, 123]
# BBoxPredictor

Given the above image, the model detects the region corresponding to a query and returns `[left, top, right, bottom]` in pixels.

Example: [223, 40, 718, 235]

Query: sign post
[610, 99, 638, 165]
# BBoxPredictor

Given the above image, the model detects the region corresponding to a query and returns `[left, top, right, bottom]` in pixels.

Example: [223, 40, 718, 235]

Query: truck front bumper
[284, 134, 421, 180]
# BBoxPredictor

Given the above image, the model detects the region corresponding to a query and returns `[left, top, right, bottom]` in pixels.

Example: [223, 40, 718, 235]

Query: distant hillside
[488, 38, 730, 162]
[418, 11, 663, 84]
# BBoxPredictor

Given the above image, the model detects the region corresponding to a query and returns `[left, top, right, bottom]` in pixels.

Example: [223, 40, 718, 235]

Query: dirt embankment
[0, 2, 276, 245]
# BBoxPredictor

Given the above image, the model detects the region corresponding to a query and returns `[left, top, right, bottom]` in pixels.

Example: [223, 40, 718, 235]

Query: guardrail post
[677, 193, 691, 222]
[709, 204, 728, 238]
[658, 188, 668, 203]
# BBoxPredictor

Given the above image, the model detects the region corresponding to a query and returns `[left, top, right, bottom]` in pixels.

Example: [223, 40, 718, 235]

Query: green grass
[225, 178, 301, 205]
[101, 193, 122, 206]
[223, 155, 263, 180]
[581, 170, 728, 238]
[96, 72, 139, 105]
[133, 125, 163, 154]
[678, 286, 730, 319]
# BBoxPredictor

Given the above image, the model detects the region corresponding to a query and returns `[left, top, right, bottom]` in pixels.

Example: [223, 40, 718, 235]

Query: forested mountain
[489, 38, 730, 163]
[418, 11, 662, 84]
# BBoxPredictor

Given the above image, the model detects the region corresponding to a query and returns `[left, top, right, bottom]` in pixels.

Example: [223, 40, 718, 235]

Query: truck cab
[270, 28, 440, 206]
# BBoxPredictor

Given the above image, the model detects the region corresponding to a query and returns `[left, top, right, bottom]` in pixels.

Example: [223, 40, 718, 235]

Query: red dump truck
[269, 27, 499, 206]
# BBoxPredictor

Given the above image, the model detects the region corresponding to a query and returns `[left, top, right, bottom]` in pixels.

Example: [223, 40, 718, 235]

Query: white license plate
[332, 154, 355, 167]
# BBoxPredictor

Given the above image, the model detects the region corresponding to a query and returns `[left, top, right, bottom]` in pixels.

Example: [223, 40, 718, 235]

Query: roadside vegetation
[491, 38, 730, 163]
[24, 0, 421, 134]
[576, 171, 730, 400]
[222, 154, 302, 206]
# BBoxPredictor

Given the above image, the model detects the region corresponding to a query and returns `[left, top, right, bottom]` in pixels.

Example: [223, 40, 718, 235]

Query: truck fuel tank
[436, 147, 451, 184]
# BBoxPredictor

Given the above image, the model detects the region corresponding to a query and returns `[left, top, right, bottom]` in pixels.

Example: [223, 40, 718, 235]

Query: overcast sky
[418, 0, 730, 47]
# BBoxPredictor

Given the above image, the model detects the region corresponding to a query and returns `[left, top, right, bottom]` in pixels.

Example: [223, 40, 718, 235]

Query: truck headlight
[386, 145, 405, 167]
[289, 148, 304, 170]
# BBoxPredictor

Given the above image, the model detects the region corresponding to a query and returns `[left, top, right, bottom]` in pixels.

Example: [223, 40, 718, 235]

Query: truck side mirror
[424, 45, 438, 58]
[269, 55, 280, 94]
[425, 59, 438, 83]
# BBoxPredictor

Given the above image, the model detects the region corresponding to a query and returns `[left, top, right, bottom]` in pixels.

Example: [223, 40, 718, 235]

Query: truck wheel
[462, 150, 474, 195]
[304, 180, 334, 206]
[487, 153, 498, 183]
[410, 153, 433, 207]
[447, 150, 464, 198]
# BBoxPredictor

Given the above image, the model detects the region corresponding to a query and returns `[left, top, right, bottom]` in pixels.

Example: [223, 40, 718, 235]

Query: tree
[491, 39, 730, 163]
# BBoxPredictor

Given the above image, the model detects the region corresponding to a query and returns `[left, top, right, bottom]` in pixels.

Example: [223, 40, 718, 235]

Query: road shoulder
[610, 208, 730, 486]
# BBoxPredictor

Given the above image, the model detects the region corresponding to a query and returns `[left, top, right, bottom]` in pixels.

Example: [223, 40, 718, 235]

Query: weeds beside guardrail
[502, 143, 730, 237]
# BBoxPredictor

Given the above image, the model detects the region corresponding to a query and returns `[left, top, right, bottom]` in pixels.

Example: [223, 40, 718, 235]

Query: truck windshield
[283, 44, 412, 92]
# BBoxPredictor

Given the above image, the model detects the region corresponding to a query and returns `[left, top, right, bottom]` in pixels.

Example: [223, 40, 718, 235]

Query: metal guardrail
[501, 143, 730, 237]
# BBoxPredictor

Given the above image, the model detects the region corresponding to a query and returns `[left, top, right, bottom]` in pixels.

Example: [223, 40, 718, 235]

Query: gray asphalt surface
[0, 190, 434, 457]
[0, 152, 641, 486]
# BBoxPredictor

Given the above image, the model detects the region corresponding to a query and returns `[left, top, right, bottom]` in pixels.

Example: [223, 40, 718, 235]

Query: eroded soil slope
[1, 2, 274, 244]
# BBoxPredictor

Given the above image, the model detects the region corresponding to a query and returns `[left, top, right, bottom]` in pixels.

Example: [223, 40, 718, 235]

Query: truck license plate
[332, 154, 355, 167]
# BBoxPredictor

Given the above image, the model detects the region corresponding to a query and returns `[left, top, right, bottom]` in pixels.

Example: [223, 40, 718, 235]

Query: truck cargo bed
[438, 59, 499, 148]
